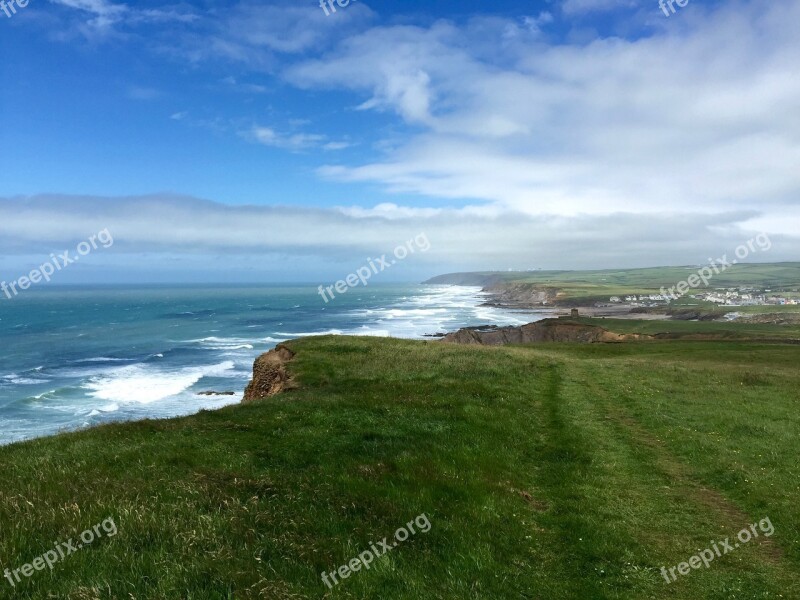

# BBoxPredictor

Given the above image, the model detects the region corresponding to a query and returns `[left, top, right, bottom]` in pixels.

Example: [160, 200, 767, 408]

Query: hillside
[1, 329, 799, 598]
[425, 263, 800, 309]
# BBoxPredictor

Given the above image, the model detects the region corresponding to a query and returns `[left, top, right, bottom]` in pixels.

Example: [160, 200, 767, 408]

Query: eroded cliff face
[482, 283, 560, 308]
[440, 319, 651, 345]
[243, 344, 297, 402]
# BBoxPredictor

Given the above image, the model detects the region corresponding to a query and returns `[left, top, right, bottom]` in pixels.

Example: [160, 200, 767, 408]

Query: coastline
[471, 283, 674, 320]
[0, 284, 554, 447]
[4, 278, 795, 448]
[478, 301, 673, 320]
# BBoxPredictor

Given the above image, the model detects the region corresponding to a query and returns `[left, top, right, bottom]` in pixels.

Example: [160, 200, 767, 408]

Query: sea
[0, 284, 548, 446]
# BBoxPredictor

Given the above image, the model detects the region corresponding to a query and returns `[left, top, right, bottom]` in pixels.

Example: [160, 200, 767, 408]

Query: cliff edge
[243, 344, 297, 402]
[440, 319, 651, 345]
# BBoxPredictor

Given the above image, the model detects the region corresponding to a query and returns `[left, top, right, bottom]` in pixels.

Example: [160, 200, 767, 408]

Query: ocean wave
[274, 329, 344, 337]
[1, 373, 48, 385]
[187, 337, 255, 350]
[72, 357, 134, 364]
[351, 308, 447, 319]
[83, 360, 236, 405]
[331, 284, 545, 339]
[88, 403, 120, 416]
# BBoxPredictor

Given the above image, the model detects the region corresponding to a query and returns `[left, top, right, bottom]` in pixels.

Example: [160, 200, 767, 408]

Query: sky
[0, 0, 798, 283]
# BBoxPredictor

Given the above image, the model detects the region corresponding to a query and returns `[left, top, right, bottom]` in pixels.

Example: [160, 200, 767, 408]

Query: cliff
[482, 282, 560, 307]
[242, 343, 297, 402]
[440, 318, 651, 345]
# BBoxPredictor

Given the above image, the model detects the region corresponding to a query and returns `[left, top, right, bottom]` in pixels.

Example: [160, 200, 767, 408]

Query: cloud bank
[1, 194, 796, 283]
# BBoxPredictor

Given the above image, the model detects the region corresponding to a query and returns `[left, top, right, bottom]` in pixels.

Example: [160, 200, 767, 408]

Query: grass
[578, 316, 800, 340]
[427, 262, 800, 306]
[1, 334, 799, 598]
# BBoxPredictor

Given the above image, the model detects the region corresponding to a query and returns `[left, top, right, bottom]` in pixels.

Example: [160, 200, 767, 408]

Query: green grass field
[1, 333, 799, 599]
[427, 262, 800, 307]
[578, 316, 800, 339]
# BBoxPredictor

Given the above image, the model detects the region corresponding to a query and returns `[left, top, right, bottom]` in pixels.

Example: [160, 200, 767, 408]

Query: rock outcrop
[482, 283, 560, 308]
[243, 344, 297, 403]
[440, 319, 651, 346]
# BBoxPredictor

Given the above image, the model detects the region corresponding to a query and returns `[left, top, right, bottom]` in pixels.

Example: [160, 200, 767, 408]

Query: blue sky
[0, 0, 798, 283]
[0, 0, 644, 206]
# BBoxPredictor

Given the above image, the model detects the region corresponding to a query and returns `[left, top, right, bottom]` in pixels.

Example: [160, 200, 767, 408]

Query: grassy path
[535, 349, 795, 599]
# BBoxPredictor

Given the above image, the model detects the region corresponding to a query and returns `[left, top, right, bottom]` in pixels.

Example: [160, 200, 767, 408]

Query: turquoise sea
[0, 284, 547, 445]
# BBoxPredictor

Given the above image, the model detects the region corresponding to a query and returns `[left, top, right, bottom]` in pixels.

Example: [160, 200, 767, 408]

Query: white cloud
[244, 125, 348, 152]
[49, 0, 128, 31]
[0, 195, 796, 279]
[223, 3, 372, 54]
[323, 141, 354, 151]
[49, 0, 126, 16]
[48, 0, 197, 34]
[165, 2, 376, 69]
[285, 0, 800, 222]
[523, 12, 555, 34]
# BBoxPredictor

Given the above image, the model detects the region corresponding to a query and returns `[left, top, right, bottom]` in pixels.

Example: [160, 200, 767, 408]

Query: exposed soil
[242, 344, 297, 402]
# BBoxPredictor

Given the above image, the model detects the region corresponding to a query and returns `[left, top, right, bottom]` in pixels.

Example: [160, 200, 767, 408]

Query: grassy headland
[425, 262, 800, 311]
[1, 324, 799, 598]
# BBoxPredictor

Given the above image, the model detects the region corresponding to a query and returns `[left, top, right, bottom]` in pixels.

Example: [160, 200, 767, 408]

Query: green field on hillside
[427, 262, 800, 306]
[1, 333, 799, 599]
[579, 316, 800, 339]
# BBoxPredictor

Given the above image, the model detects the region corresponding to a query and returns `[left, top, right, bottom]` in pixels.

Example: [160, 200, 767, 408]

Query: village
[608, 288, 799, 307]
